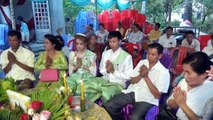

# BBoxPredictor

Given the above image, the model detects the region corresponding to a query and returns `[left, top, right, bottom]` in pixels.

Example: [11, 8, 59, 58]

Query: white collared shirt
[158, 34, 177, 48]
[202, 44, 213, 62]
[0, 47, 35, 81]
[167, 79, 213, 120]
[181, 39, 200, 51]
[99, 48, 133, 88]
[122, 59, 170, 105]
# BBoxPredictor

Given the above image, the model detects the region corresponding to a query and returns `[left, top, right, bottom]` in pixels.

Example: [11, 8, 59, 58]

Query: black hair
[89, 24, 93, 28]
[185, 30, 194, 36]
[44, 34, 60, 51]
[99, 23, 104, 27]
[108, 31, 122, 40]
[166, 26, 173, 31]
[155, 23, 161, 28]
[55, 35, 64, 51]
[182, 52, 213, 75]
[17, 16, 24, 21]
[118, 22, 122, 26]
[8, 30, 22, 41]
[88, 34, 97, 40]
[148, 43, 164, 54]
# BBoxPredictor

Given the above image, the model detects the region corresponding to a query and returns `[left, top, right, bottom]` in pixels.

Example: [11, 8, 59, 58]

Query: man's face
[9, 36, 21, 50]
[109, 37, 120, 51]
[166, 29, 173, 36]
[186, 34, 194, 43]
[146, 48, 162, 64]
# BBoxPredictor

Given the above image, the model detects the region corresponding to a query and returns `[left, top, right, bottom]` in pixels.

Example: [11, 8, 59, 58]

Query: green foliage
[0, 107, 23, 120]
[0, 77, 16, 102]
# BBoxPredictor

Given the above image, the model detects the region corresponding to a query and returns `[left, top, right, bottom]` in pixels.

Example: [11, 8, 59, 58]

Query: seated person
[181, 30, 200, 52]
[203, 34, 213, 62]
[158, 26, 176, 50]
[116, 22, 125, 38]
[67, 31, 133, 103]
[167, 52, 213, 120]
[129, 23, 145, 44]
[56, 35, 70, 60]
[105, 43, 170, 120]
[0, 30, 35, 91]
[147, 23, 161, 42]
[35, 34, 68, 85]
[124, 23, 134, 41]
[87, 34, 102, 62]
[96, 23, 109, 43]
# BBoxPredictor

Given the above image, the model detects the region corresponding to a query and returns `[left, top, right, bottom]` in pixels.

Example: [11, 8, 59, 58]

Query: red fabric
[198, 35, 211, 50]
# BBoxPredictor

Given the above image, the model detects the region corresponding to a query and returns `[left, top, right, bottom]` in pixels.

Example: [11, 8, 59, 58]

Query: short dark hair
[99, 23, 104, 27]
[166, 26, 173, 31]
[182, 52, 212, 75]
[17, 16, 24, 21]
[185, 30, 194, 36]
[148, 43, 164, 54]
[108, 31, 122, 40]
[89, 24, 93, 28]
[88, 34, 97, 40]
[44, 34, 60, 51]
[155, 23, 161, 28]
[8, 30, 22, 41]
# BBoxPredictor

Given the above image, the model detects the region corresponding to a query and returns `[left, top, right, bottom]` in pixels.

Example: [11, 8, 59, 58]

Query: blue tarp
[0, 24, 9, 50]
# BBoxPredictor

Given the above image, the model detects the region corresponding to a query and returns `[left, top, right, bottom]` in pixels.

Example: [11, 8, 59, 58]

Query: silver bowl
[71, 96, 93, 113]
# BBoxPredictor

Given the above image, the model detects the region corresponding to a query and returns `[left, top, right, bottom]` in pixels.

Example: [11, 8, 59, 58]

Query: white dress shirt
[167, 79, 213, 120]
[202, 43, 213, 62]
[99, 48, 133, 88]
[0, 46, 35, 81]
[158, 34, 177, 48]
[122, 59, 170, 105]
[181, 39, 200, 51]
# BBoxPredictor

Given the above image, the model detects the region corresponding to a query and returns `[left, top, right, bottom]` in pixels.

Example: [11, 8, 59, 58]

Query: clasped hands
[173, 86, 187, 108]
[7, 51, 17, 64]
[73, 57, 89, 71]
[106, 60, 114, 73]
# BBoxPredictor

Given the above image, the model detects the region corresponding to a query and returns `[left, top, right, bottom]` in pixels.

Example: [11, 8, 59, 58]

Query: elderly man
[0, 30, 35, 91]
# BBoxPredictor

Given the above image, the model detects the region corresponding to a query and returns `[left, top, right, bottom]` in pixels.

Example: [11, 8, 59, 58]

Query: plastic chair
[67, 39, 76, 51]
[170, 46, 190, 77]
[198, 35, 211, 50]
[122, 42, 141, 68]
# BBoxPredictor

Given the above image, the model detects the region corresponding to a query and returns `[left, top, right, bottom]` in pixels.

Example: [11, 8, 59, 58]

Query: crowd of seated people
[1, 20, 213, 120]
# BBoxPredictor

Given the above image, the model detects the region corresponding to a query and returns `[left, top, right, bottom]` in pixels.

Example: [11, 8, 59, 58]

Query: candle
[80, 80, 84, 100]
[63, 73, 67, 94]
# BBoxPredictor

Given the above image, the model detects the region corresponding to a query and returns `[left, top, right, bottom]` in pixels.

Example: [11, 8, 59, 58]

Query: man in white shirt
[203, 38, 213, 62]
[0, 30, 35, 91]
[100, 31, 133, 88]
[105, 43, 170, 120]
[158, 26, 176, 49]
[181, 30, 200, 52]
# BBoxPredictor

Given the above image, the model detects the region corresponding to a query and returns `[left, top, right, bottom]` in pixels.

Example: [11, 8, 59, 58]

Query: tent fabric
[69, 0, 91, 6]
[116, 0, 130, 11]
[97, 0, 115, 10]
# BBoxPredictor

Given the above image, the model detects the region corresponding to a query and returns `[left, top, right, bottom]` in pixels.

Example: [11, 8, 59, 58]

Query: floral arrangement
[20, 101, 51, 120]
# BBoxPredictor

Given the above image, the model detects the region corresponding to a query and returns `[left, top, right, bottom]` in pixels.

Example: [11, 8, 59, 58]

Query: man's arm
[3, 62, 13, 74]
[15, 60, 34, 73]
[144, 76, 162, 99]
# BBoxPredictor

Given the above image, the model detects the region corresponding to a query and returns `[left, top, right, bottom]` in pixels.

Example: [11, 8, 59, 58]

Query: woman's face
[90, 36, 97, 45]
[44, 38, 55, 51]
[76, 38, 86, 51]
[183, 64, 206, 88]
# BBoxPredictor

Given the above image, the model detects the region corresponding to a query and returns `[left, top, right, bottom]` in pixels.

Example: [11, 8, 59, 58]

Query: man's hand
[139, 64, 149, 78]
[7, 51, 17, 63]
[106, 60, 114, 73]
